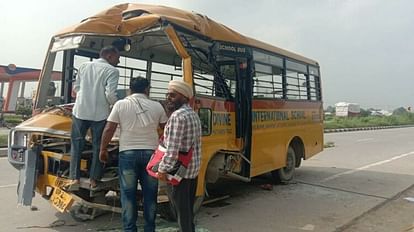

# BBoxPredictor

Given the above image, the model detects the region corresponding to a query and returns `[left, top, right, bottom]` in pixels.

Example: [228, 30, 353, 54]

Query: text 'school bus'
[8, 3, 323, 220]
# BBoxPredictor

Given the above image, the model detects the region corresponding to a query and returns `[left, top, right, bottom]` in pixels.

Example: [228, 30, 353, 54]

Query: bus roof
[56, 3, 318, 66]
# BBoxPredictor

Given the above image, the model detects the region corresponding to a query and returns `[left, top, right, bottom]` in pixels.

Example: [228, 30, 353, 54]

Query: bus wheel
[271, 146, 296, 184]
[158, 201, 177, 221]
[193, 183, 208, 214]
[194, 159, 218, 214]
[159, 184, 207, 222]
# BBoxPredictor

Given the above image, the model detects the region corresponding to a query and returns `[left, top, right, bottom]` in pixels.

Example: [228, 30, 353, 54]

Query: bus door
[234, 58, 252, 178]
[214, 42, 253, 178]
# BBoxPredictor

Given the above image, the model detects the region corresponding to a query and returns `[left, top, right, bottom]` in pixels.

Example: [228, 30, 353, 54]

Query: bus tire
[158, 190, 205, 222]
[158, 201, 177, 221]
[271, 146, 296, 184]
[193, 180, 209, 214]
[193, 194, 205, 214]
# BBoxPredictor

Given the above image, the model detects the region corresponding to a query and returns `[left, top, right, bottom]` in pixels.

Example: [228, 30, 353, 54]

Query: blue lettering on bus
[212, 113, 231, 126]
[252, 111, 289, 122]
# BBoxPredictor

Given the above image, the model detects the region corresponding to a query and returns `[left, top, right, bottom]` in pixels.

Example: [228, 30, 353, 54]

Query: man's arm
[99, 121, 118, 163]
[159, 122, 166, 130]
[105, 68, 119, 105]
[157, 116, 184, 173]
[158, 103, 168, 129]
[73, 71, 81, 93]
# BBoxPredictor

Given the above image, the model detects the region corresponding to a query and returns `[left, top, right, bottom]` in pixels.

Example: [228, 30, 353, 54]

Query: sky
[1, 0, 414, 110]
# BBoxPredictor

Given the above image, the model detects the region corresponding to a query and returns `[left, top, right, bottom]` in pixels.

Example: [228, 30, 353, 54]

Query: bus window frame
[198, 108, 212, 136]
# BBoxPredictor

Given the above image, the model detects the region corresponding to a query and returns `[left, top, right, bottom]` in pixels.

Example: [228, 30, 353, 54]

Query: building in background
[0, 64, 61, 112]
[335, 102, 360, 117]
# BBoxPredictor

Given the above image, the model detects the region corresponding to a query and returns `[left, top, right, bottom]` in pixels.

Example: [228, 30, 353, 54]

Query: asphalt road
[0, 127, 414, 231]
[197, 127, 414, 232]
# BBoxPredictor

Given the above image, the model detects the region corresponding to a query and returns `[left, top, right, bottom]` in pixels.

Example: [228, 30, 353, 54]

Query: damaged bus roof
[55, 3, 318, 65]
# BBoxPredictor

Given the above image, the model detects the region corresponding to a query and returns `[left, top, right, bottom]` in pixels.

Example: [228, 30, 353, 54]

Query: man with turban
[157, 79, 202, 232]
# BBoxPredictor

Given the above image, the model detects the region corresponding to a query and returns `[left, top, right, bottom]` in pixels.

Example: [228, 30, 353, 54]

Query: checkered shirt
[158, 104, 202, 179]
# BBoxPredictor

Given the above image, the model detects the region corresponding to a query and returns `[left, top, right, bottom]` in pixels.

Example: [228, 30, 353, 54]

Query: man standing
[99, 77, 168, 232]
[157, 79, 202, 232]
[68, 45, 120, 190]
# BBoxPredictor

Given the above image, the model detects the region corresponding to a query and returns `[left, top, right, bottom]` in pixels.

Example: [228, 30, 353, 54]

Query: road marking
[356, 138, 374, 142]
[0, 184, 17, 188]
[300, 224, 315, 231]
[321, 151, 414, 182]
[0, 157, 8, 160]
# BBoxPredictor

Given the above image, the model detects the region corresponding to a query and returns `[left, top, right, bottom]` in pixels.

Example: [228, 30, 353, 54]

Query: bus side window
[198, 108, 212, 136]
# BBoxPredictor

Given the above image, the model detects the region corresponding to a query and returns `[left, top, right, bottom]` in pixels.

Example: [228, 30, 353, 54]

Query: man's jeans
[119, 149, 158, 232]
[70, 116, 106, 180]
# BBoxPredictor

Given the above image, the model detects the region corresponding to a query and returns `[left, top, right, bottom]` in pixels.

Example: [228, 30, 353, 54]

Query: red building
[0, 64, 61, 112]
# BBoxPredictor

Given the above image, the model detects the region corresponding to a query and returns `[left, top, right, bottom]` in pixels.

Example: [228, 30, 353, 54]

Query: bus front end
[8, 106, 74, 210]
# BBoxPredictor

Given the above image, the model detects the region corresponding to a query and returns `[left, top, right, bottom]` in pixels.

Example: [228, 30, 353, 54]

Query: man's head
[166, 79, 193, 111]
[130, 77, 150, 95]
[100, 46, 120, 67]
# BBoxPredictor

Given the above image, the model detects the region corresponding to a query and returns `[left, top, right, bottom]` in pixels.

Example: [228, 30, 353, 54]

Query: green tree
[15, 105, 32, 119]
[325, 105, 335, 113]
[393, 107, 408, 115]
[360, 108, 371, 117]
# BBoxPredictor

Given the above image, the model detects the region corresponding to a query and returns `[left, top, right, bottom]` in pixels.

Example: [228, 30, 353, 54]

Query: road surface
[0, 127, 413, 231]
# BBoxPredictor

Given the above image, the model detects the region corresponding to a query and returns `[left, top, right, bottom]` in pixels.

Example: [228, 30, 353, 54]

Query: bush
[15, 105, 32, 119]
[0, 135, 7, 147]
[1, 114, 24, 125]
[324, 113, 414, 129]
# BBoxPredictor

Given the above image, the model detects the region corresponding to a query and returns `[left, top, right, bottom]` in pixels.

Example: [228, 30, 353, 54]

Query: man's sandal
[63, 180, 80, 192]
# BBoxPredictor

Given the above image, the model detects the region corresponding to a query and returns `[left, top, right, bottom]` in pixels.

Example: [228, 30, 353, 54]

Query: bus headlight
[10, 147, 25, 163]
[8, 130, 30, 167]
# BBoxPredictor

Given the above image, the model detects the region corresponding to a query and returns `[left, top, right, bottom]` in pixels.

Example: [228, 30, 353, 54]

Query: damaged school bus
[8, 3, 323, 220]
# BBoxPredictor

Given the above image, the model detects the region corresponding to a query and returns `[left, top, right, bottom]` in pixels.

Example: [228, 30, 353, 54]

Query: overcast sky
[1, 0, 413, 110]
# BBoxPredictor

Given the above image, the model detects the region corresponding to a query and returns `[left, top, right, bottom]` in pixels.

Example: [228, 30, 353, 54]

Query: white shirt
[72, 58, 119, 121]
[107, 93, 168, 152]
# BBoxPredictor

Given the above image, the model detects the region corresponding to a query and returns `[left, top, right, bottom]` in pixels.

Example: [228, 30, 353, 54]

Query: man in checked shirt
[157, 79, 202, 232]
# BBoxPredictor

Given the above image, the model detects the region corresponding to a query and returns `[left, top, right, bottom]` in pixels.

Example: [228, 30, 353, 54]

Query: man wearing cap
[157, 79, 202, 232]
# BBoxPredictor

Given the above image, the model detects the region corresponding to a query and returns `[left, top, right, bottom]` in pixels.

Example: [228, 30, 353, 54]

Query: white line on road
[321, 151, 414, 182]
[0, 184, 17, 188]
[356, 138, 374, 142]
[0, 157, 8, 160]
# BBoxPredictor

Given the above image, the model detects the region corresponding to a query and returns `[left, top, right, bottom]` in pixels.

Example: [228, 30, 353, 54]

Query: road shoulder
[339, 184, 414, 232]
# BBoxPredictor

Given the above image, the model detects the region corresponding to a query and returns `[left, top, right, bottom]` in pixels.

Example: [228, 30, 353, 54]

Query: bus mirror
[112, 38, 131, 52]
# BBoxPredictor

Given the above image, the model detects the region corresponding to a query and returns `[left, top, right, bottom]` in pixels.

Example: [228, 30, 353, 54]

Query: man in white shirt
[68, 45, 120, 190]
[99, 77, 168, 232]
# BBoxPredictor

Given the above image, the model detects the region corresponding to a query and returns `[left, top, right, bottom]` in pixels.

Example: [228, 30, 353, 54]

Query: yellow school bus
[8, 3, 323, 220]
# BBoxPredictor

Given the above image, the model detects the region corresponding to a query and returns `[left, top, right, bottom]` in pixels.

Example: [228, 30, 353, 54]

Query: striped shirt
[158, 104, 202, 179]
[72, 58, 119, 121]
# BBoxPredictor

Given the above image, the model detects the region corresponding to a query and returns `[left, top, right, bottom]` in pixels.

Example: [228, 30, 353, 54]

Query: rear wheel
[271, 146, 296, 184]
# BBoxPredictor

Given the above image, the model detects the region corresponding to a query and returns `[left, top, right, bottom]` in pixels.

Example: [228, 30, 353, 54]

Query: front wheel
[271, 146, 296, 184]
[158, 201, 177, 221]
[193, 182, 209, 214]
[158, 185, 206, 222]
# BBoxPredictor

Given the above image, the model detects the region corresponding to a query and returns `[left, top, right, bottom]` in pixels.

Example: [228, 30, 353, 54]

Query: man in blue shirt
[68, 45, 120, 190]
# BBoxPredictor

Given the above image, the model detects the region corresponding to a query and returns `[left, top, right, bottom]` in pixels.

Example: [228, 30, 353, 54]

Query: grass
[3, 114, 24, 124]
[324, 113, 414, 129]
[0, 134, 7, 147]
